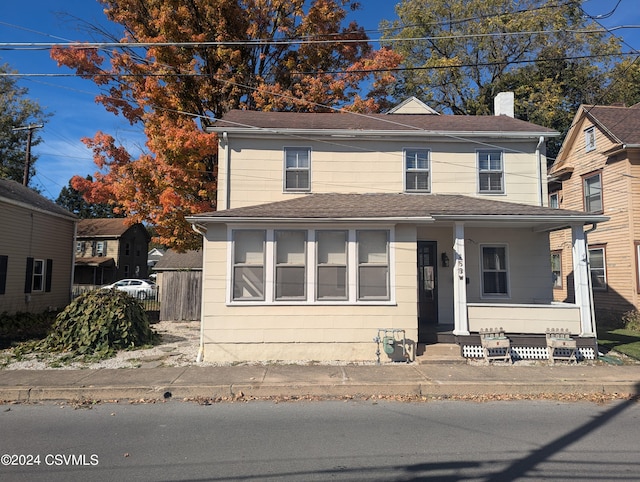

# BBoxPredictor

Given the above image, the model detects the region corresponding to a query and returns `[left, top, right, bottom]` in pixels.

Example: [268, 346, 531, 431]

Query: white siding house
[188, 98, 606, 363]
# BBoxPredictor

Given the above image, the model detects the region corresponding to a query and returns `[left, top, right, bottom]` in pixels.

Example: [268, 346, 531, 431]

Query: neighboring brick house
[549, 104, 640, 320]
[74, 219, 150, 286]
[0, 178, 76, 314]
[187, 96, 606, 363]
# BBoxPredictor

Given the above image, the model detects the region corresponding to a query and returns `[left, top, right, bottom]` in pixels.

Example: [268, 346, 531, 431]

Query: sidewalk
[1, 363, 639, 402]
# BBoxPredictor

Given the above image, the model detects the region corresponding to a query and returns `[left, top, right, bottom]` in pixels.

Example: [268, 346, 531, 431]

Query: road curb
[1, 381, 637, 403]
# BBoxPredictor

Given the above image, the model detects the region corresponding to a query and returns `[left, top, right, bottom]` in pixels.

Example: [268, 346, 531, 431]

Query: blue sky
[1, 0, 638, 200]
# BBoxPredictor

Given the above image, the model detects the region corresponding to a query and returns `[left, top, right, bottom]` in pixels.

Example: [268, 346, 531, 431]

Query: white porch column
[571, 224, 596, 336]
[453, 222, 469, 335]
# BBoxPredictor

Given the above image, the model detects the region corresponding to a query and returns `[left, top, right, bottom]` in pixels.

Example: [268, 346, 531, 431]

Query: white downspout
[536, 136, 545, 206]
[191, 223, 207, 363]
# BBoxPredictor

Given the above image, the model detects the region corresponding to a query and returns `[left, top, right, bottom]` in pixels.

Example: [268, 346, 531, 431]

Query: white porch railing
[467, 302, 582, 335]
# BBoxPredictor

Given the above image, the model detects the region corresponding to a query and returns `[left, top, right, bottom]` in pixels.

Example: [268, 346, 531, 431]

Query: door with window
[417, 241, 438, 342]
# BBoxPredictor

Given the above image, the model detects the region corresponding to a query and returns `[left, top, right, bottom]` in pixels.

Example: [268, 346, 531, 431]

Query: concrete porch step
[417, 343, 467, 365]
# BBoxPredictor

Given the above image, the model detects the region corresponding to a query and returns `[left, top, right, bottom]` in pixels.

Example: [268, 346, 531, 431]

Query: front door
[417, 241, 438, 343]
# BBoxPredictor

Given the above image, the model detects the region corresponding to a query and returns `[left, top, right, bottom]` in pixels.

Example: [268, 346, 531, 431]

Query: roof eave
[187, 216, 436, 224]
[205, 126, 559, 139]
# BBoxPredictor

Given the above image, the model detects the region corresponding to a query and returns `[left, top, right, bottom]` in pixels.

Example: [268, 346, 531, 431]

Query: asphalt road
[1, 399, 639, 481]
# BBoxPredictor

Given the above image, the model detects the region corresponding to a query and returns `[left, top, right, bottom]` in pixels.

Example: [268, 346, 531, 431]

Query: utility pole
[12, 124, 44, 186]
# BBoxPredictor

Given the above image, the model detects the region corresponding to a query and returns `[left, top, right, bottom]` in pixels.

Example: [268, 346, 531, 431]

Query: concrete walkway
[1, 363, 639, 402]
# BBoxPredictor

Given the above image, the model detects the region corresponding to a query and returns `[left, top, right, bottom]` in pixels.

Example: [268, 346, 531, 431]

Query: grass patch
[598, 327, 640, 361]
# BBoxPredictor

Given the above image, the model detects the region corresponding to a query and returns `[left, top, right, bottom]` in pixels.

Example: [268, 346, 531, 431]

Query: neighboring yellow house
[188, 97, 606, 363]
[0, 178, 76, 314]
[549, 104, 640, 321]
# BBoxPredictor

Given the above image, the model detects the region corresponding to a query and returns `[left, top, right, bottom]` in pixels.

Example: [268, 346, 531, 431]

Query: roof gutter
[206, 126, 559, 139]
[186, 216, 436, 224]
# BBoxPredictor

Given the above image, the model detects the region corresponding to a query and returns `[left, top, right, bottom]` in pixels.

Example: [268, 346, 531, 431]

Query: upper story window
[284, 147, 310, 192]
[585, 126, 596, 152]
[478, 150, 504, 194]
[549, 192, 559, 209]
[95, 241, 105, 257]
[76, 241, 84, 254]
[583, 172, 602, 213]
[404, 149, 430, 192]
[125, 243, 130, 256]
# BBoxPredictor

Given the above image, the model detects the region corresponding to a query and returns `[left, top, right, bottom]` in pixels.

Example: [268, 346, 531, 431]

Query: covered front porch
[421, 221, 600, 360]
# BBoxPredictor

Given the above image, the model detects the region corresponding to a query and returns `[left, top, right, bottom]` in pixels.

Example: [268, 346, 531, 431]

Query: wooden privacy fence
[159, 271, 201, 321]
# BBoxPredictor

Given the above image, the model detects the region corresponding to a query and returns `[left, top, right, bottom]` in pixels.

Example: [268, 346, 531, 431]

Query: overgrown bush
[38, 289, 158, 358]
[620, 310, 640, 332]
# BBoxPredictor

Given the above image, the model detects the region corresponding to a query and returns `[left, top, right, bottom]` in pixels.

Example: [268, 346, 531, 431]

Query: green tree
[56, 175, 122, 218]
[0, 64, 50, 185]
[382, 0, 622, 158]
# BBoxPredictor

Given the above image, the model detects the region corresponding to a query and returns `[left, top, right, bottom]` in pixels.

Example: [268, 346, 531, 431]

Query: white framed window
[96, 241, 105, 256]
[404, 148, 430, 192]
[549, 192, 559, 209]
[32, 259, 45, 292]
[284, 147, 310, 192]
[233, 230, 266, 300]
[583, 172, 602, 213]
[76, 241, 84, 254]
[551, 251, 562, 288]
[588, 246, 607, 291]
[275, 230, 306, 300]
[316, 230, 348, 300]
[585, 126, 596, 152]
[478, 150, 504, 193]
[357, 230, 390, 300]
[229, 228, 392, 304]
[481, 245, 509, 296]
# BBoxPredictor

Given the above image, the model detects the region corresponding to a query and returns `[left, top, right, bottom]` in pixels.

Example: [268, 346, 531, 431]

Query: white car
[102, 279, 156, 299]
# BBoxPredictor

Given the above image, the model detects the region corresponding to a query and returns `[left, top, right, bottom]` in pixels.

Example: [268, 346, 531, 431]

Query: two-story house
[0, 178, 76, 314]
[549, 104, 640, 321]
[74, 218, 150, 286]
[187, 97, 607, 363]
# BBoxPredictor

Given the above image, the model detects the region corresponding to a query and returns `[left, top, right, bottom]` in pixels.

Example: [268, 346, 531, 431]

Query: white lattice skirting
[463, 345, 595, 361]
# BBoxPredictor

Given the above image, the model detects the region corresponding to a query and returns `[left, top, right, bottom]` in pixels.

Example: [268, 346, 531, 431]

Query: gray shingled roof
[0, 178, 76, 219]
[153, 249, 202, 271]
[189, 193, 604, 223]
[585, 105, 640, 145]
[209, 110, 558, 135]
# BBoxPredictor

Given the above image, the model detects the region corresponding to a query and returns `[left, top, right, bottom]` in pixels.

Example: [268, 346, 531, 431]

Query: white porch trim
[453, 222, 470, 335]
[572, 224, 596, 336]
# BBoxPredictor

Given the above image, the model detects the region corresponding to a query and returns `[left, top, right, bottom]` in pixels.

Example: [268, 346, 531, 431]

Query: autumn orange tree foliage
[51, 0, 401, 250]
